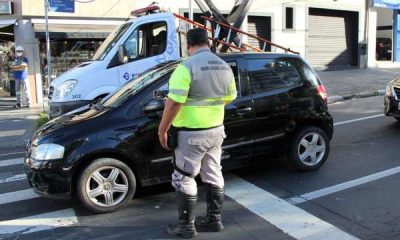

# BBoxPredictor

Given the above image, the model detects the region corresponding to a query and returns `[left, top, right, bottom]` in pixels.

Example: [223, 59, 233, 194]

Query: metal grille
[247, 16, 271, 51]
[394, 87, 400, 99]
[306, 8, 358, 69]
[48, 86, 54, 100]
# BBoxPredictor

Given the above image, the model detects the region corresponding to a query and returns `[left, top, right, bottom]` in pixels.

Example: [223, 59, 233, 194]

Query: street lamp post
[44, 0, 52, 83]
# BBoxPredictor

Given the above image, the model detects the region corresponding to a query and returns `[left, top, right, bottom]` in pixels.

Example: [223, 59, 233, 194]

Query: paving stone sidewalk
[0, 98, 41, 148]
[317, 68, 400, 103]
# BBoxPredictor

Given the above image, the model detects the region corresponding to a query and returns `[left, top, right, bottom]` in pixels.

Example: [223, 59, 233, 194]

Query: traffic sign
[49, 0, 75, 13]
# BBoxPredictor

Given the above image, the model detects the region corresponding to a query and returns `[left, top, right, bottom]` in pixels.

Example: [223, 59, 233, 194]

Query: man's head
[15, 46, 24, 57]
[186, 28, 209, 56]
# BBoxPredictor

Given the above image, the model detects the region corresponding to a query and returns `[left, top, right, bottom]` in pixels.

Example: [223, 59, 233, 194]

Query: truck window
[227, 61, 241, 97]
[92, 22, 132, 61]
[124, 21, 167, 61]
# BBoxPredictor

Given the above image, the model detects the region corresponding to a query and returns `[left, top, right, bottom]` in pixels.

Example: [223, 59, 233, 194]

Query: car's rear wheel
[287, 126, 330, 171]
[77, 158, 136, 213]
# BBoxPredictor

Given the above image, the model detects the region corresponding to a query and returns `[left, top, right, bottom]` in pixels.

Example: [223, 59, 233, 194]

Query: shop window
[284, 6, 294, 30]
[40, 40, 102, 78]
[124, 21, 167, 61]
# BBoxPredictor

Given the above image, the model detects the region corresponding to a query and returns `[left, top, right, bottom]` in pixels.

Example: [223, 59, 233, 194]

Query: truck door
[117, 17, 180, 85]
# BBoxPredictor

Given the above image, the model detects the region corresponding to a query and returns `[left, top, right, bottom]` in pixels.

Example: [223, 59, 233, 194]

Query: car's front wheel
[287, 126, 330, 171]
[77, 158, 136, 213]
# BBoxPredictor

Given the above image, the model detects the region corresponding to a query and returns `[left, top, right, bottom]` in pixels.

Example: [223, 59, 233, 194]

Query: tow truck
[48, 0, 298, 118]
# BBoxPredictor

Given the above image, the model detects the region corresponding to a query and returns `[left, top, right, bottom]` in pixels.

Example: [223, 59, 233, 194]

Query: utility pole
[189, 0, 193, 29]
[44, 0, 52, 83]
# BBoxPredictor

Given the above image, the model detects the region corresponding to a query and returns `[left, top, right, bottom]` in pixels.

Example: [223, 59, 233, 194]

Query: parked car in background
[24, 53, 333, 213]
[384, 77, 400, 120]
[376, 38, 392, 61]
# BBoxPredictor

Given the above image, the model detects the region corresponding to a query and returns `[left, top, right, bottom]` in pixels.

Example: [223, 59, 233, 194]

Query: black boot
[196, 183, 224, 232]
[167, 191, 198, 238]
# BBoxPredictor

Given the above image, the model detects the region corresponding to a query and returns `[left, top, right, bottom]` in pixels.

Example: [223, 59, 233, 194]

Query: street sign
[373, 0, 400, 9]
[49, 0, 75, 13]
[0, 1, 13, 15]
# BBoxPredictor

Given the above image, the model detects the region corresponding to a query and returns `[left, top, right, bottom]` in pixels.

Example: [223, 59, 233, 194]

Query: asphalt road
[0, 96, 399, 240]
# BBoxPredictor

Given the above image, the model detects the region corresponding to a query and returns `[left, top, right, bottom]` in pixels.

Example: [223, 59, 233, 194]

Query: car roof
[218, 52, 300, 59]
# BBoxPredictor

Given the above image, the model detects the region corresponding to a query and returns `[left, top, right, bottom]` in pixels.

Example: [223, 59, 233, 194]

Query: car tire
[287, 126, 330, 171]
[77, 158, 136, 214]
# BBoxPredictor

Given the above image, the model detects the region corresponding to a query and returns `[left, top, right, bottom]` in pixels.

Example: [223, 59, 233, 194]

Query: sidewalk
[318, 67, 400, 103]
[0, 97, 41, 149]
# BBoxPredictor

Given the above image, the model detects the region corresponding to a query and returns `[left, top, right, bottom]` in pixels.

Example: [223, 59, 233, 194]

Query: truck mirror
[118, 45, 128, 64]
[143, 99, 164, 116]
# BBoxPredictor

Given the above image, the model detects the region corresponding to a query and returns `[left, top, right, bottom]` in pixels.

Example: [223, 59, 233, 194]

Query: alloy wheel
[297, 132, 326, 166]
[85, 166, 129, 207]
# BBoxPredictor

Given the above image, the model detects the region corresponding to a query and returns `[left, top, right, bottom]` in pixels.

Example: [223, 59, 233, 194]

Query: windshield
[92, 22, 133, 61]
[102, 62, 178, 108]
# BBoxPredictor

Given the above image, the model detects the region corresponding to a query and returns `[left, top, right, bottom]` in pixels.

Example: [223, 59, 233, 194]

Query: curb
[328, 89, 386, 104]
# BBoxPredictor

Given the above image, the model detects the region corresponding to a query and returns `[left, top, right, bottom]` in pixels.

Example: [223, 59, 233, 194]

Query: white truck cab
[48, 12, 180, 118]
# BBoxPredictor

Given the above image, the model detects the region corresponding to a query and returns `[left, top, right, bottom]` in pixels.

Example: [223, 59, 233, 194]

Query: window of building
[247, 58, 301, 93]
[284, 7, 294, 30]
[124, 21, 167, 61]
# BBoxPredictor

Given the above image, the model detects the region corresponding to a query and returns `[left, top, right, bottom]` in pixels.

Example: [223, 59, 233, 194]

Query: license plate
[398, 102, 400, 110]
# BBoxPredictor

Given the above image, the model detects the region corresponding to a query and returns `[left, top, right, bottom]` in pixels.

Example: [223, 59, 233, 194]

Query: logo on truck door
[123, 72, 130, 80]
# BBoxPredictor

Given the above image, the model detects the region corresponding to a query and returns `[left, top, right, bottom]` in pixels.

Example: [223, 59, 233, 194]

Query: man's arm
[158, 99, 182, 151]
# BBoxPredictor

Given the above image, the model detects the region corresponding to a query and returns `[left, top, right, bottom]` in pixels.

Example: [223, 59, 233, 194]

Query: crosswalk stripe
[0, 174, 26, 184]
[0, 189, 39, 205]
[0, 152, 24, 157]
[0, 158, 23, 167]
[0, 208, 77, 235]
[225, 174, 359, 240]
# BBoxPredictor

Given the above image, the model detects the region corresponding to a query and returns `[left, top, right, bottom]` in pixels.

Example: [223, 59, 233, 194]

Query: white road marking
[0, 158, 23, 167]
[0, 174, 26, 184]
[289, 165, 400, 205]
[0, 151, 25, 157]
[0, 130, 25, 138]
[0, 189, 39, 205]
[0, 208, 77, 235]
[225, 175, 359, 240]
[334, 114, 385, 126]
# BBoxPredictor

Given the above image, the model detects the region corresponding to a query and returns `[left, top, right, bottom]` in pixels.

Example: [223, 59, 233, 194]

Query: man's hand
[158, 131, 170, 151]
[158, 98, 182, 151]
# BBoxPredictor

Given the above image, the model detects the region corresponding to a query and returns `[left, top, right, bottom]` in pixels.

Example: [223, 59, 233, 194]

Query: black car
[384, 77, 400, 120]
[24, 53, 333, 213]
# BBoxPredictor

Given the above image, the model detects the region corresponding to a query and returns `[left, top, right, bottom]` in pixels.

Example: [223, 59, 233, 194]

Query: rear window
[246, 58, 301, 93]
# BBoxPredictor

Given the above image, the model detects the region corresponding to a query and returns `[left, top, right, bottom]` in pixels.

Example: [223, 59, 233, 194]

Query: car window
[226, 61, 242, 97]
[247, 58, 301, 93]
[294, 59, 320, 86]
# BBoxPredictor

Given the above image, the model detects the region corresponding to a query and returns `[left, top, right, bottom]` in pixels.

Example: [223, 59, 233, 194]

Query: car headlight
[31, 144, 65, 161]
[54, 80, 77, 98]
[386, 85, 393, 96]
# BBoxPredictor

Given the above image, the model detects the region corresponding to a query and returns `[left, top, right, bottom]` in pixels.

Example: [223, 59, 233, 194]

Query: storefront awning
[31, 18, 124, 39]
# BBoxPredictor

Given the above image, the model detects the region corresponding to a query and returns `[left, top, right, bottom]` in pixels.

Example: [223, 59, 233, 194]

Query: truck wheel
[287, 126, 330, 171]
[77, 158, 136, 213]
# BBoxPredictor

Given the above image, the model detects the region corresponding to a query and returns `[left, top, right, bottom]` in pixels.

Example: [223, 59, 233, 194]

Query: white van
[48, 12, 180, 118]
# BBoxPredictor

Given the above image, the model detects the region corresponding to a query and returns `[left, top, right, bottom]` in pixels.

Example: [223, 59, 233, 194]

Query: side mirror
[118, 45, 128, 65]
[143, 99, 164, 115]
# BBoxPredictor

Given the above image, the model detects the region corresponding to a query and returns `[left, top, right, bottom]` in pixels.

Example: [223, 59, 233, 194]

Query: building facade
[0, 0, 396, 105]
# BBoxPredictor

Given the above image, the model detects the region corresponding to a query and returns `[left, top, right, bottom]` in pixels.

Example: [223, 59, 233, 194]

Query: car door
[222, 57, 257, 162]
[117, 18, 179, 85]
[245, 56, 303, 154]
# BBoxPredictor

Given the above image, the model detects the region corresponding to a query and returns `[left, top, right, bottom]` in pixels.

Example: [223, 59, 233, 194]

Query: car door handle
[236, 107, 252, 114]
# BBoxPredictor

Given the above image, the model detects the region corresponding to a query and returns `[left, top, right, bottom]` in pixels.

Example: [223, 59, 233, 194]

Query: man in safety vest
[158, 28, 237, 238]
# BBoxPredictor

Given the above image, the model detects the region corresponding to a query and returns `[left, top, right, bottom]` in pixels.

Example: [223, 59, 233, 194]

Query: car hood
[32, 106, 108, 144]
[391, 76, 400, 86]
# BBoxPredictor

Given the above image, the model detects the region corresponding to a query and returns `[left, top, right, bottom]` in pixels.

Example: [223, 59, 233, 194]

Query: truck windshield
[102, 62, 178, 108]
[92, 22, 133, 61]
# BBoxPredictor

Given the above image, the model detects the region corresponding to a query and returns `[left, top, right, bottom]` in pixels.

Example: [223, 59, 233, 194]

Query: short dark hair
[186, 28, 209, 47]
